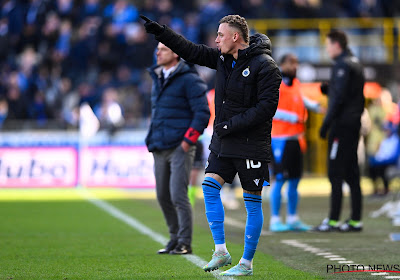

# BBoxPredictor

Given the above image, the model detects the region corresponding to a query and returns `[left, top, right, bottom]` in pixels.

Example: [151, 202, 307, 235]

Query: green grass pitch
[0, 188, 398, 279]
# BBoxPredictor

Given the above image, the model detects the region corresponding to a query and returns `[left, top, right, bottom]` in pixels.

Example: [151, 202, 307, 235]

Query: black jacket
[155, 27, 281, 161]
[146, 61, 210, 152]
[322, 49, 365, 133]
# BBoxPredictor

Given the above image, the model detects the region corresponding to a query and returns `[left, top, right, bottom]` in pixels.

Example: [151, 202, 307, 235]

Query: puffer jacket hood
[239, 33, 272, 58]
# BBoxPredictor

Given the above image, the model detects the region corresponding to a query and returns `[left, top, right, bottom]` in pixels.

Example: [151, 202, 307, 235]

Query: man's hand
[319, 123, 329, 139]
[140, 15, 164, 35]
[215, 121, 231, 138]
[181, 141, 190, 152]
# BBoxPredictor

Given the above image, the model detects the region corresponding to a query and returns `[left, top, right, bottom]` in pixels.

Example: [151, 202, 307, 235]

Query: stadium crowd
[0, 0, 399, 131]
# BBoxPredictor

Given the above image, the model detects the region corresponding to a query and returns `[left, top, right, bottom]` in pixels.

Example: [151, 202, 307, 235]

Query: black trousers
[327, 125, 362, 221]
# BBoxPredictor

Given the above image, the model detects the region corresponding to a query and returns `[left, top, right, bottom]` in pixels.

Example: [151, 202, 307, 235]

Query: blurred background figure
[201, 87, 240, 210]
[366, 90, 400, 197]
[358, 108, 372, 175]
[314, 30, 365, 233]
[368, 121, 400, 196]
[269, 53, 322, 232]
[0, 94, 8, 129]
[94, 87, 124, 136]
[188, 139, 205, 207]
[221, 176, 240, 210]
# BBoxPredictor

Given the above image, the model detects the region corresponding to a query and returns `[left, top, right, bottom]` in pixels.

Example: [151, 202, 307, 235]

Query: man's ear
[233, 32, 239, 42]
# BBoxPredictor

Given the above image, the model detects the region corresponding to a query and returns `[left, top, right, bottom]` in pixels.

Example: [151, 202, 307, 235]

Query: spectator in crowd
[140, 0, 159, 20]
[0, 0, 397, 132]
[55, 0, 77, 21]
[94, 86, 124, 134]
[0, 17, 9, 63]
[314, 30, 365, 232]
[21, 0, 53, 51]
[29, 88, 54, 127]
[197, 0, 233, 43]
[369, 121, 400, 196]
[0, 94, 8, 129]
[348, 0, 384, 18]
[78, 0, 102, 21]
[284, 0, 320, 18]
[55, 76, 80, 127]
[103, 0, 138, 44]
[3, 85, 29, 129]
[240, 0, 272, 19]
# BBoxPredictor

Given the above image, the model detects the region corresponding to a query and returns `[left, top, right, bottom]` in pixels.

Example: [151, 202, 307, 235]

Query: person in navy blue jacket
[146, 42, 210, 255]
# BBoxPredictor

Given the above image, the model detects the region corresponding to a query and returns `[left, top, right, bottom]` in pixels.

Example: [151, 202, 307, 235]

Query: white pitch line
[282, 240, 400, 279]
[338, 261, 354, 264]
[304, 248, 323, 253]
[79, 189, 235, 280]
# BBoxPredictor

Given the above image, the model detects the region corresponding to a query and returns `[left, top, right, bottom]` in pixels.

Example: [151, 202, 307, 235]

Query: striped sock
[242, 193, 263, 261]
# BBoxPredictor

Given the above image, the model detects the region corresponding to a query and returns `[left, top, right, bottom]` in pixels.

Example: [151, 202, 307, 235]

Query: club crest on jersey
[337, 68, 345, 77]
[242, 67, 250, 77]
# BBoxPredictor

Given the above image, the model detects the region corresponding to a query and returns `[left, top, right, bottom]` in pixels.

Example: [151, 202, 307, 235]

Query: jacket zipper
[217, 60, 234, 157]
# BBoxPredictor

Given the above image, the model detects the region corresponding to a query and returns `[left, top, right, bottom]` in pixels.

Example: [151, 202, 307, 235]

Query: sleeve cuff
[184, 127, 201, 145]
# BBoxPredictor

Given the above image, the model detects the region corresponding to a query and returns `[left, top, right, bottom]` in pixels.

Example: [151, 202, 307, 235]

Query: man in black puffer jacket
[142, 15, 281, 276]
[146, 43, 210, 256]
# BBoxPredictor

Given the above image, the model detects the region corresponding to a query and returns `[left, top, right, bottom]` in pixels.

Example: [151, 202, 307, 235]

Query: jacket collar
[148, 60, 186, 81]
[334, 48, 351, 62]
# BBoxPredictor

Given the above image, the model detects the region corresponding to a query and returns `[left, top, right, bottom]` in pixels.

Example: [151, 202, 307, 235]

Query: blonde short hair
[219, 15, 249, 43]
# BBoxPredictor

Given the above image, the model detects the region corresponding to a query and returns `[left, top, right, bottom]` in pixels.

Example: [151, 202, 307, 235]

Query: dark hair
[219, 15, 249, 43]
[327, 30, 348, 50]
[279, 53, 297, 65]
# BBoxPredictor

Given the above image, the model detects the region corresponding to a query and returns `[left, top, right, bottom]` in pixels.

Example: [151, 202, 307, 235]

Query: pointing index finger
[140, 15, 151, 23]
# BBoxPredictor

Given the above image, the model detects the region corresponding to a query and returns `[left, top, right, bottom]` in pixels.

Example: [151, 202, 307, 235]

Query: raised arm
[140, 15, 219, 69]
